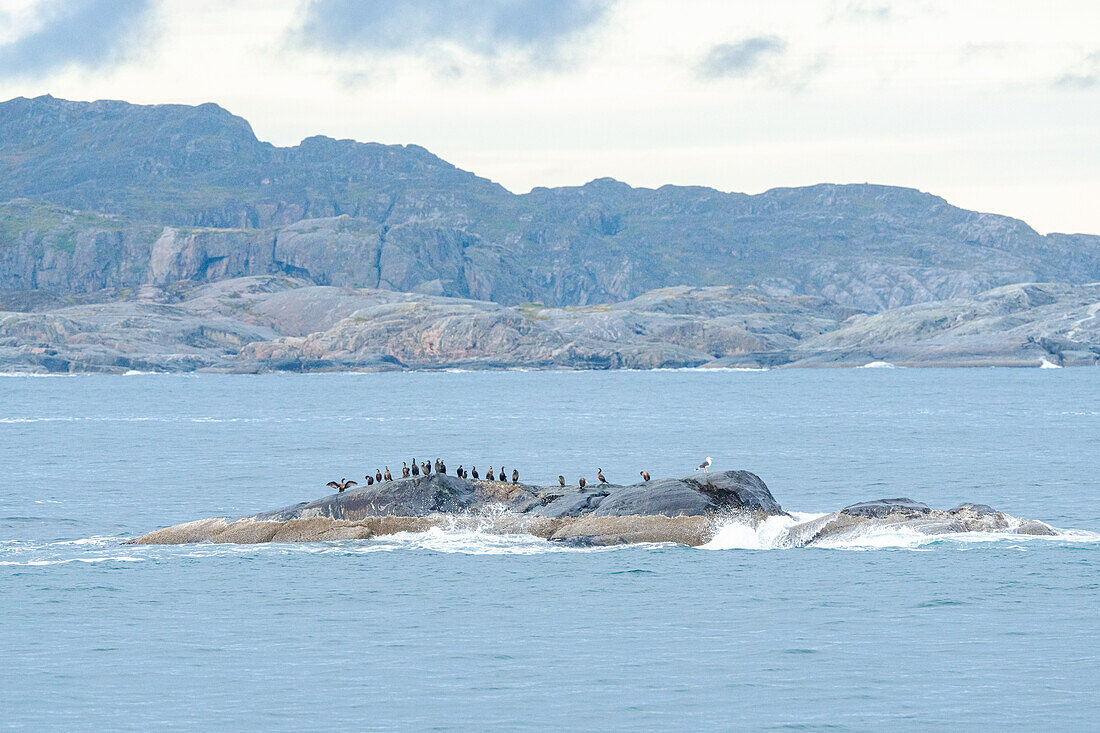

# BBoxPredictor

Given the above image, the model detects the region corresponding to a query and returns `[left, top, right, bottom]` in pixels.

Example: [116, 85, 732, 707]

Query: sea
[1, 368, 1098, 731]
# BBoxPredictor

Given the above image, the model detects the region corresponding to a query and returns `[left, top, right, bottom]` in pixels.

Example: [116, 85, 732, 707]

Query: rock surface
[129, 471, 1058, 548]
[2, 276, 1097, 372]
[3, 95, 1099, 314]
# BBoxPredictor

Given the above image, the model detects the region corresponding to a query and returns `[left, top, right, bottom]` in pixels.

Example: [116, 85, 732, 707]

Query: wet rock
[841, 498, 932, 519]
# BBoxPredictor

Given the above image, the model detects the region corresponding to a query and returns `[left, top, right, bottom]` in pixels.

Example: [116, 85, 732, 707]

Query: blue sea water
[1, 368, 1098, 731]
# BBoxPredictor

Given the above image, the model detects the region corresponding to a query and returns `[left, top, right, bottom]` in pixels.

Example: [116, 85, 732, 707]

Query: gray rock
[246, 470, 785, 524]
[841, 498, 933, 518]
[591, 471, 783, 517]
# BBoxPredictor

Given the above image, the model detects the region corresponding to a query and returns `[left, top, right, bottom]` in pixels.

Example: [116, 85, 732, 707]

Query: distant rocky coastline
[128, 470, 1056, 548]
[2, 276, 1097, 372]
[3, 95, 1099, 372]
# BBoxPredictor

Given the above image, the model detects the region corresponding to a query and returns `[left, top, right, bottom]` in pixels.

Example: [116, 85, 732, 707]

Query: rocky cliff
[3, 95, 1099, 312]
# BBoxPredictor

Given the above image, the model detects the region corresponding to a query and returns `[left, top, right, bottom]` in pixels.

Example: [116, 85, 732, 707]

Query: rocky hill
[3, 95, 1099, 313]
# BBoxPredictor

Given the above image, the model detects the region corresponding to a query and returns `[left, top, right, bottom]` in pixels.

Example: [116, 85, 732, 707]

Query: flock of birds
[327, 457, 714, 494]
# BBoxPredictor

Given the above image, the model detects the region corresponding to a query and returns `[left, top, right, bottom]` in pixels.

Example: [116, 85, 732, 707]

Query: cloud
[1053, 50, 1100, 90]
[295, 0, 613, 70]
[0, 0, 157, 80]
[697, 36, 787, 80]
[836, 2, 893, 22]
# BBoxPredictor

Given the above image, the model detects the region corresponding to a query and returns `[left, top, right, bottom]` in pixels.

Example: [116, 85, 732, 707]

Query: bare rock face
[249, 470, 783, 523]
[781, 497, 1056, 547]
[128, 470, 1062, 548]
[129, 470, 786, 546]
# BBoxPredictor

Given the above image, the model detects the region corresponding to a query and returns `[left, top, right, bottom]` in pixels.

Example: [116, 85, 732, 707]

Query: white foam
[702, 512, 825, 550]
[858, 361, 897, 369]
[701, 512, 1100, 551]
[1039, 359, 1062, 369]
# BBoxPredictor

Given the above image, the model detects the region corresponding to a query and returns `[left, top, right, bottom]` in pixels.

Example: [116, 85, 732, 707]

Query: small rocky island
[129, 470, 1056, 548]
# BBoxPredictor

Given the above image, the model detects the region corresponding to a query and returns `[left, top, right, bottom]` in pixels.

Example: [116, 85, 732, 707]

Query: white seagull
[696, 456, 712, 473]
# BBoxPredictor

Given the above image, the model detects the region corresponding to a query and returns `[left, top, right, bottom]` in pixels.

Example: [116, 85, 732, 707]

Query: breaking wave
[702, 512, 1100, 551]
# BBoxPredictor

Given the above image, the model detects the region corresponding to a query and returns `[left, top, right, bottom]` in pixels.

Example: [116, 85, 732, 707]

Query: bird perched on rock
[512, 469, 519, 484]
[384, 466, 392, 482]
[640, 470, 650, 482]
[696, 457, 712, 473]
[435, 458, 445, 474]
[456, 465, 464, 478]
[578, 477, 587, 489]
[498, 467, 506, 481]
[471, 466, 479, 479]
[486, 466, 493, 481]
[597, 468, 607, 484]
[422, 461, 431, 475]
[558, 475, 566, 487]
[411, 460, 419, 476]
[375, 469, 383, 484]
[327, 478, 357, 493]
[365, 475, 374, 486]
[402, 462, 410, 478]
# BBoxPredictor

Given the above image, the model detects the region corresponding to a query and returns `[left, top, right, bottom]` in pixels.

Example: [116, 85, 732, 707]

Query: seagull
[696, 457, 712, 473]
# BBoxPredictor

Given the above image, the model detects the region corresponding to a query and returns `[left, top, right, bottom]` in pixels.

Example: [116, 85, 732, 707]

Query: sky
[0, 0, 1097, 234]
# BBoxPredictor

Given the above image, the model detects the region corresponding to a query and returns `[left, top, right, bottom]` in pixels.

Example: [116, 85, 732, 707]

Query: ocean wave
[702, 513, 1100, 551]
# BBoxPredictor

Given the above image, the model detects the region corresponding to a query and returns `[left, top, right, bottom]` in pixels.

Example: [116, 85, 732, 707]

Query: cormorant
[558, 475, 565, 487]
[402, 462, 410, 478]
[411, 460, 420, 476]
[597, 468, 607, 484]
[327, 478, 357, 493]
[472, 466, 479, 479]
[456, 465, 464, 478]
[512, 469, 519, 484]
[375, 469, 383, 483]
[422, 461, 431, 475]
[365, 475, 374, 486]
[384, 466, 392, 482]
[578, 477, 587, 489]
[487, 466, 494, 481]
[640, 470, 650, 482]
[696, 457, 712, 473]
[438, 459, 446, 475]
[498, 467, 506, 481]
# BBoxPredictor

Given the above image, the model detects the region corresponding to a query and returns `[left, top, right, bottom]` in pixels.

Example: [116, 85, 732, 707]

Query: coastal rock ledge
[128, 470, 1058, 547]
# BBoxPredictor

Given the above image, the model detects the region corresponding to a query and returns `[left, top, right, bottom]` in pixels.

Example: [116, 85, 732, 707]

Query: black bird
[486, 466, 493, 481]
[438, 459, 447, 475]
[558, 475, 566, 487]
[498, 467, 506, 482]
[384, 466, 392, 482]
[422, 461, 431, 475]
[375, 469, 382, 483]
[365, 475, 374, 486]
[327, 478, 357, 493]
[472, 466, 479, 479]
[411, 460, 419, 476]
[402, 462, 410, 478]
[512, 469, 519, 484]
[456, 465, 464, 478]
[640, 470, 650, 482]
[578, 477, 587, 489]
[597, 468, 607, 484]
